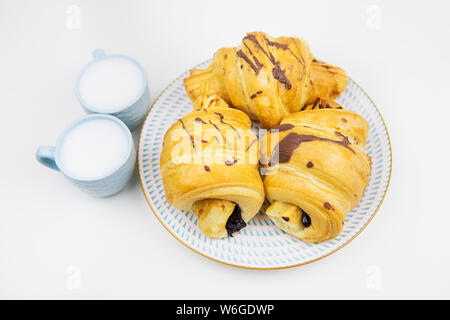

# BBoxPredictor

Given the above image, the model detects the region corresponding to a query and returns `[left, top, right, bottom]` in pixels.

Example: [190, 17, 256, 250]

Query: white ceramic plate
[138, 61, 392, 269]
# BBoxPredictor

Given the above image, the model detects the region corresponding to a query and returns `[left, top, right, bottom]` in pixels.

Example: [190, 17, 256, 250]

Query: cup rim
[75, 52, 148, 114]
[55, 114, 134, 182]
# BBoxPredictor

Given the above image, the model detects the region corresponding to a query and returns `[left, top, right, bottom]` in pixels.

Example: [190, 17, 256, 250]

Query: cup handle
[93, 48, 106, 59]
[36, 146, 60, 171]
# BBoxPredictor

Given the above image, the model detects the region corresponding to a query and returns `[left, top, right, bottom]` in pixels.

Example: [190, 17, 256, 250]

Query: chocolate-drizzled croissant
[184, 32, 347, 128]
[261, 100, 371, 242]
[160, 95, 265, 238]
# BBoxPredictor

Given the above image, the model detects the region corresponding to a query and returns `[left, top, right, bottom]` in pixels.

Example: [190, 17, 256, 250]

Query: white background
[1, 0, 449, 299]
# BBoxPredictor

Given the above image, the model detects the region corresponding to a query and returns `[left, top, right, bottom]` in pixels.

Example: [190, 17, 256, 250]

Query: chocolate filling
[302, 211, 311, 228]
[226, 205, 246, 237]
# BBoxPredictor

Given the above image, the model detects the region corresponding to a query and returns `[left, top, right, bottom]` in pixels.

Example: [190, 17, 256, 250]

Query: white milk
[59, 119, 129, 180]
[79, 57, 144, 111]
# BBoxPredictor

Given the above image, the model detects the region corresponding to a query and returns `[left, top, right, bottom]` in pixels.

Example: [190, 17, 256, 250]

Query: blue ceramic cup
[75, 49, 150, 131]
[36, 114, 136, 197]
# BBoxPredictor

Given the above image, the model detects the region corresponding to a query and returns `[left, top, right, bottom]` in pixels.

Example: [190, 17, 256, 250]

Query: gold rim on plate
[137, 61, 392, 270]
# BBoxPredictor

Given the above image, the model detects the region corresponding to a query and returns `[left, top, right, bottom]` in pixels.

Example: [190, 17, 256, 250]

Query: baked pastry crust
[184, 32, 347, 128]
[261, 102, 371, 242]
[160, 95, 265, 238]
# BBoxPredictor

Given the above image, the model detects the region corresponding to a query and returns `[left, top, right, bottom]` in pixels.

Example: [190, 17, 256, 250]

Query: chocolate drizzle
[269, 123, 294, 132]
[243, 41, 253, 55]
[194, 117, 207, 124]
[264, 36, 304, 65]
[214, 112, 224, 121]
[179, 119, 196, 151]
[253, 56, 263, 71]
[244, 34, 274, 62]
[270, 132, 355, 165]
[237, 49, 263, 75]
[225, 158, 238, 166]
[242, 34, 294, 90]
[323, 202, 334, 211]
[226, 205, 246, 237]
[214, 112, 241, 139]
[209, 120, 229, 145]
[265, 38, 289, 50]
[272, 63, 291, 89]
[250, 90, 263, 99]
[246, 137, 258, 152]
[334, 131, 350, 145]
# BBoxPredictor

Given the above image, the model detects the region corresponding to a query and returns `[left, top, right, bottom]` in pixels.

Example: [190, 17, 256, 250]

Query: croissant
[184, 31, 347, 128]
[160, 95, 265, 238]
[260, 100, 371, 242]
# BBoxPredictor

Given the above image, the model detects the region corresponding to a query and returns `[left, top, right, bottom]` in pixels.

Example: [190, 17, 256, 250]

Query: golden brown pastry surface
[184, 32, 347, 128]
[261, 103, 371, 242]
[160, 95, 265, 238]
